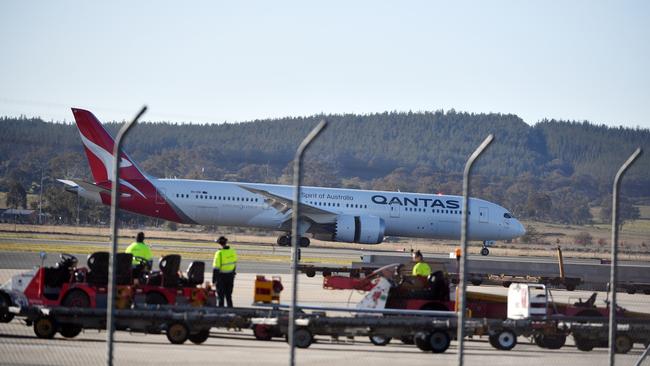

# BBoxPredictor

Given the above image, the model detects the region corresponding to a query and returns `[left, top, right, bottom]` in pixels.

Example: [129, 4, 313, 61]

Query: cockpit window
[504, 213, 512, 219]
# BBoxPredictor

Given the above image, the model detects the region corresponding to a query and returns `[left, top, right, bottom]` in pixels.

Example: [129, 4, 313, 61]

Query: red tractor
[135, 254, 216, 307]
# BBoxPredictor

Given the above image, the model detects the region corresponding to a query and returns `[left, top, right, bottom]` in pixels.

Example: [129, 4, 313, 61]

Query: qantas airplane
[59, 108, 525, 256]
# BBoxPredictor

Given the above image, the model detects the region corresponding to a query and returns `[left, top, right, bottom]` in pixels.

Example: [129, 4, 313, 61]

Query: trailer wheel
[305, 270, 316, 278]
[480, 247, 489, 256]
[615, 335, 633, 354]
[626, 288, 636, 295]
[292, 328, 313, 349]
[145, 292, 168, 305]
[490, 329, 517, 351]
[253, 324, 274, 341]
[33, 317, 56, 339]
[188, 329, 210, 344]
[400, 335, 415, 344]
[59, 324, 82, 338]
[574, 335, 595, 351]
[0, 291, 14, 323]
[414, 332, 432, 351]
[566, 284, 576, 291]
[369, 335, 391, 346]
[429, 330, 451, 353]
[535, 334, 566, 349]
[62, 289, 90, 308]
[166, 323, 189, 344]
[644, 289, 650, 295]
[471, 279, 482, 286]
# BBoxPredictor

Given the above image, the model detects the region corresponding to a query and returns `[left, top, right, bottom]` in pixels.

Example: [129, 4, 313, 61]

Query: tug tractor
[5, 252, 135, 339]
[136, 254, 216, 307]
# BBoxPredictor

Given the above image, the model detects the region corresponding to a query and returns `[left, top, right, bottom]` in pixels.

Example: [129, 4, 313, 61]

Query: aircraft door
[479, 206, 489, 223]
[389, 203, 401, 218]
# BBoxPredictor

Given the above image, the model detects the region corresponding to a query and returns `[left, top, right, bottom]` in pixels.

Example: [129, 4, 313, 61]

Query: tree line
[1, 110, 647, 227]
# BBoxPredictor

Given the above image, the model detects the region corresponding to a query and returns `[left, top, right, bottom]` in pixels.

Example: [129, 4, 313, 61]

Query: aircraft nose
[514, 220, 526, 237]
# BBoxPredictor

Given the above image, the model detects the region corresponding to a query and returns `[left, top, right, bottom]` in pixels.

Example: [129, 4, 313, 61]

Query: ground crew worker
[125, 232, 153, 269]
[212, 236, 238, 307]
[411, 250, 432, 277]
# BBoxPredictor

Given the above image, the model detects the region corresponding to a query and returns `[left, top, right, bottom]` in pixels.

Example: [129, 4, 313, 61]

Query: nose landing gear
[481, 240, 495, 256]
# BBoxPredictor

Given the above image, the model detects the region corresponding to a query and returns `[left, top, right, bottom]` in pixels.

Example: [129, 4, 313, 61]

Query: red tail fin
[71, 108, 147, 183]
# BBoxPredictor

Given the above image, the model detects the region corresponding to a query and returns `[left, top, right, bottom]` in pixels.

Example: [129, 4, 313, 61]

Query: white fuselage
[144, 179, 525, 242]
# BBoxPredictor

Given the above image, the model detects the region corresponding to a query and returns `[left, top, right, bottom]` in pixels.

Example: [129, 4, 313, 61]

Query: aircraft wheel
[480, 247, 490, 256]
[369, 335, 391, 346]
[277, 236, 291, 246]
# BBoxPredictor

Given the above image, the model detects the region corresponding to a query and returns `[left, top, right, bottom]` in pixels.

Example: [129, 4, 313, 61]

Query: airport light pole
[457, 134, 493, 366]
[608, 147, 642, 366]
[289, 119, 327, 366]
[106, 106, 147, 366]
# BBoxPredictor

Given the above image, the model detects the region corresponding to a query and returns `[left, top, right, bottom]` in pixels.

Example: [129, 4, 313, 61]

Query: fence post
[457, 134, 493, 366]
[608, 147, 642, 366]
[106, 106, 147, 366]
[288, 120, 327, 366]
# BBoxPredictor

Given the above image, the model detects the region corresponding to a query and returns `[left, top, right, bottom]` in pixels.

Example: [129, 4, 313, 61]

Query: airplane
[59, 108, 525, 256]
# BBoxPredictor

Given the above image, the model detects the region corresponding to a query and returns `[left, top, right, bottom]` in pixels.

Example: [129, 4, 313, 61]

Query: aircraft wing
[237, 185, 335, 216]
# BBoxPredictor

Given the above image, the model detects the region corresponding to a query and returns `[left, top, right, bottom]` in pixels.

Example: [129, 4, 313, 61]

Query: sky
[1, 1, 649, 128]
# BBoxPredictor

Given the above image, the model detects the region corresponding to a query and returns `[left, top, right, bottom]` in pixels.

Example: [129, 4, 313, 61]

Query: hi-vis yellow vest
[412, 262, 432, 277]
[125, 241, 153, 265]
[213, 248, 238, 273]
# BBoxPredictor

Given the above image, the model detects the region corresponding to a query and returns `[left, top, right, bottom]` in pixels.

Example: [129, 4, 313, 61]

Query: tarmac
[1, 246, 650, 365]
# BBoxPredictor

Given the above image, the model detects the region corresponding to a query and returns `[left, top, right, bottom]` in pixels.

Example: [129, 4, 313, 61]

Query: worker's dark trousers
[213, 270, 235, 308]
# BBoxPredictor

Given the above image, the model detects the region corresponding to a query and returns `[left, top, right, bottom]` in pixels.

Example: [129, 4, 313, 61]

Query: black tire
[643, 289, 650, 295]
[541, 334, 566, 349]
[166, 322, 189, 344]
[299, 237, 310, 248]
[400, 335, 415, 344]
[322, 270, 332, 277]
[429, 330, 451, 353]
[34, 317, 56, 339]
[574, 335, 595, 352]
[566, 284, 576, 291]
[0, 291, 14, 323]
[471, 279, 482, 286]
[277, 236, 290, 246]
[615, 335, 633, 354]
[481, 247, 489, 256]
[292, 328, 313, 349]
[626, 288, 636, 295]
[369, 335, 391, 346]
[492, 329, 517, 351]
[305, 270, 316, 278]
[414, 332, 432, 351]
[253, 324, 273, 341]
[534, 334, 547, 348]
[59, 324, 82, 338]
[145, 292, 168, 305]
[188, 329, 210, 344]
[62, 289, 90, 308]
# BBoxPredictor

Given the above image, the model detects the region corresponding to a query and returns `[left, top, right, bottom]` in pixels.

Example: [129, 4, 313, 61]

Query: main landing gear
[277, 235, 310, 247]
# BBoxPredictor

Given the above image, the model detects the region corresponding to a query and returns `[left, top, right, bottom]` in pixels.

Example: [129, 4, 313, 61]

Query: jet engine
[332, 215, 385, 244]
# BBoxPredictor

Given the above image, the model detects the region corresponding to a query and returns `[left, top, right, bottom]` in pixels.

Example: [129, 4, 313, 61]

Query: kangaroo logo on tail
[71, 108, 147, 197]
